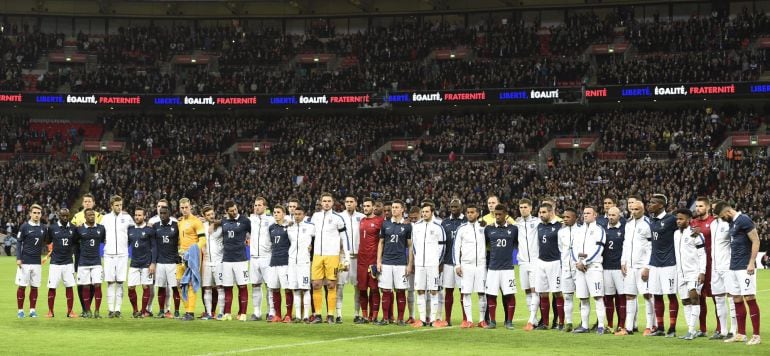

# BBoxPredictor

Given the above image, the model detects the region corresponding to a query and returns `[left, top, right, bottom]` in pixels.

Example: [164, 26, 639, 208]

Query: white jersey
[204, 221, 223, 264]
[310, 210, 349, 257]
[674, 226, 706, 280]
[710, 217, 731, 272]
[572, 222, 605, 266]
[411, 219, 445, 267]
[249, 213, 275, 258]
[341, 210, 365, 255]
[558, 224, 584, 271]
[516, 215, 539, 263]
[622, 215, 652, 269]
[288, 221, 314, 265]
[453, 221, 486, 266]
[102, 211, 135, 256]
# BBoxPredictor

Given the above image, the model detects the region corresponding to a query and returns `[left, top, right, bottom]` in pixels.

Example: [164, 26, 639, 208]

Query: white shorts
[710, 270, 728, 295]
[128, 267, 153, 287]
[623, 267, 650, 296]
[575, 266, 604, 299]
[442, 264, 460, 289]
[16, 264, 42, 287]
[534, 260, 562, 293]
[155, 263, 178, 287]
[289, 263, 311, 290]
[485, 269, 516, 296]
[678, 280, 702, 299]
[47, 264, 76, 288]
[561, 268, 576, 294]
[267, 265, 290, 289]
[407, 273, 414, 291]
[202, 262, 223, 287]
[249, 257, 270, 284]
[338, 268, 349, 286]
[649, 265, 677, 295]
[222, 261, 249, 287]
[339, 256, 357, 285]
[77, 265, 103, 285]
[103, 255, 128, 282]
[603, 269, 624, 295]
[725, 269, 757, 296]
[414, 266, 440, 291]
[518, 263, 536, 291]
[459, 264, 486, 294]
[379, 264, 408, 290]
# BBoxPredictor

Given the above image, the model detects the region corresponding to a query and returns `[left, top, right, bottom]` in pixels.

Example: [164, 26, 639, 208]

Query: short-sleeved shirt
[486, 223, 518, 270]
[178, 215, 206, 251]
[729, 212, 755, 271]
[46, 221, 76, 265]
[537, 221, 562, 262]
[153, 220, 180, 264]
[650, 212, 678, 267]
[128, 225, 157, 268]
[380, 219, 411, 266]
[359, 216, 385, 264]
[441, 215, 467, 265]
[222, 215, 251, 263]
[17, 221, 46, 265]
[603, 223, 624, 270]
[75, 224, 106, 266]
[269, 223, 290, 267]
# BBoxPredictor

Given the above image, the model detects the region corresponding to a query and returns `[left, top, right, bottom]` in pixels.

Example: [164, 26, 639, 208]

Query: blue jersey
[128, 225, 157, 268]
[537, 221, 562, 262]
[485, 223, 518, 270]
[153, 220, 179, 264]
[441, 215, 466, 265]
[269, 223, 290, 267]
[74, 224, 106, 266]
[222, 215, 251, 263]
[380, 219, 411, 266]
[45, 222, 75, 265]
[649, 213, 677, 267]
[729, 213, 755, 271]
[17, 222, 47, 265]
[603, 223, 624, 270]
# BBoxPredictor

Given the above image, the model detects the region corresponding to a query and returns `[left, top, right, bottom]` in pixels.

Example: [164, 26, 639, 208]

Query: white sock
[353, 288, 360, 317]
[293, 290, 302, 319]
[107, 283, 115, 312]
[203, 289, 212, 314]
[336, 284, 344, 318]
[426, 293, 432, 320]
[529, 292, 539, 324]
[217, 287, 225, 315]
[417, 293, 427, 322]
[303, 290, 311, 319]
[580, 299, 590, 328]
[595, 297, 605, 329]
[626, 298, 637, 331]
[146, 286, 155, 312]
[30, 308, 36, 313]
[462, 293, 473, 323]
[408, 290, 415, 318]
[430, 293, 439, 323]
[252, 285, 262, 317]
[267, 285, 275, 316]
[690, 304, 700, 334]
[715, 296, 727, 334]
[478, 293, 487, 323]
[645, 297, 655, 329]
[436, 289, 445, 320]
[564, 293, 574, 324]
[115, 283, 123, 312]
[728, 298, 737, 335]
[165, 284, 171, 312]
[684, 304, 693, 332]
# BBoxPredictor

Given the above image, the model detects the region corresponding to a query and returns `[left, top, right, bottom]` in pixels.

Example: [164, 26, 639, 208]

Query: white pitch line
[196, 326, 456, 355]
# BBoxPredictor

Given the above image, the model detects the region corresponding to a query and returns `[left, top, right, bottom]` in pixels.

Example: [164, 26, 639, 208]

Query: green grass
[2, 257, 768, 355]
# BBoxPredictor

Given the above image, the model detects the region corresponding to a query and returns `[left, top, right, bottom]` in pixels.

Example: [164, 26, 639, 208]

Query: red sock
[172, 287, 180, 312]
[654, 295, 664, 330]
[238, 286, 248, 315]
[617, 295, 626, 329]
[285, 290, 293, 318]
[30, 287, 38, 309]
[444, 288, 454, 322]
[17, 287, 25, 309]
[699, 294, 708, 332]
[224, 287, 233, 314]
[128, 288, 138, 313]
[604, 295, 615, 328]
[735, 300, 747, 335]
[396, 290, 406, 321]
[667, 294, 678, 330]
[157, 288, 167, 312]
[93, 285, 102, 311]
[713, 296, 721, 333]
[65, 287, 74, 314]
[272, 290, 282, 319]
[460, 294, 467, 321]
[47, 289, 56, 312]
[211, 288, 219, 315]
[359, 290, 369, 318]
[141, 287, 150, 313]
[381, 290, 392, 321]
[539, 295, 550, 326]
[555, 294, 564, 325]
[370, 289, 380, 320]
[504, 294, 517, 322]
[747, 299, 761, 335]
[487, 295, 498, 322]
[83, 286, 92, 311]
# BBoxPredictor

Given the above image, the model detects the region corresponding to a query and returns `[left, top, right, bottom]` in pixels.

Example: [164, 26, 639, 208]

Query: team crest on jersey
[706, 224, 710, 228]
[530, 223, 536, 229]
[370, 223, 375, 228]
[400, 227, 405, 232]
[661, 222, 665, 227]
[617, 231, 622, 236]
[551, 227, 555, 232]
[237, 222, 241, 227]
[507, 230, 512, 235]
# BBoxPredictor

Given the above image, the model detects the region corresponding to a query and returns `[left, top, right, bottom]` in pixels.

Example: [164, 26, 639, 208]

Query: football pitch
[2, 257, 767, 355]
